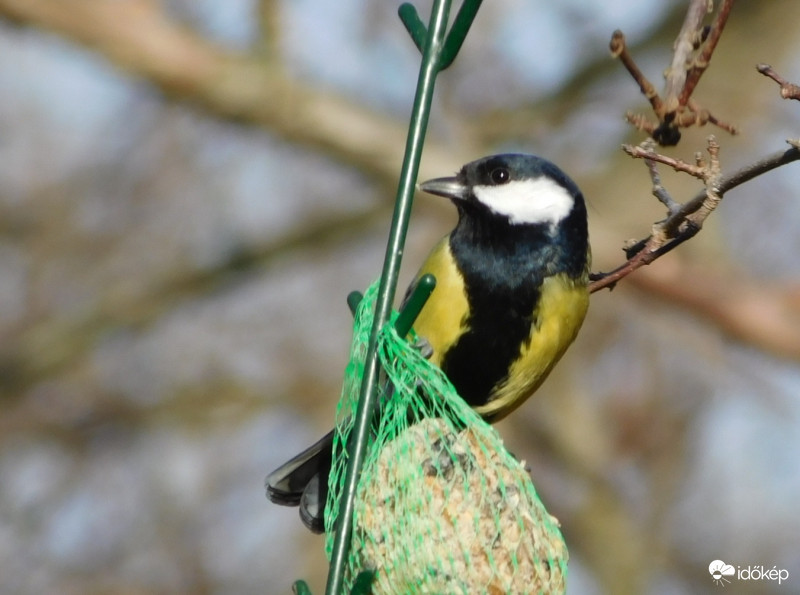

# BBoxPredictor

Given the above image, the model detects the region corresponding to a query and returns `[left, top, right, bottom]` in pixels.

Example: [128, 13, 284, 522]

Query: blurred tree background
[1, 1, 799, 593]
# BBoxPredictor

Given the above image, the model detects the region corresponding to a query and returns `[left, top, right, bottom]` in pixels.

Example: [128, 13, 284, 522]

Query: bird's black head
[419, 153, 589, 279]
[419, 153, 585, 231]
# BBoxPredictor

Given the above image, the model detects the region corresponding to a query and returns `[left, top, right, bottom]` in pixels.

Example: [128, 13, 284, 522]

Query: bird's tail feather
[265, 430, 334, 533]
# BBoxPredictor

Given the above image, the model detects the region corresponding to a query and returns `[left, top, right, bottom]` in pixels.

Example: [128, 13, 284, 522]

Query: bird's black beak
[418, 176, 469, 201]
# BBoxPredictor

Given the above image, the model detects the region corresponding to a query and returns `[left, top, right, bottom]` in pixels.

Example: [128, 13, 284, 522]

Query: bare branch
[610, 30, 663, 114]
[643, 149, 681, 215]
[677, 0, 734, 106]
[684, 99, 740, 136]
[611, 0, 737, 145]
[590, 144, 800, 293]
[622, 143, 706, 179]
[757, 63, 800, 101]
[662, 0, 712, 113]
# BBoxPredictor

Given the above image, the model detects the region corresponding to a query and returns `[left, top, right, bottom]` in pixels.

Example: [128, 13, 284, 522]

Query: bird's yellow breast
[473, 273, 588, 421]
[409, 238, 470, 368]
[408, 239, 589, 422]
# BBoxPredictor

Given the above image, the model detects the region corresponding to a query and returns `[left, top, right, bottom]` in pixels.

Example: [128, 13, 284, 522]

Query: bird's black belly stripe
[442, 219, 554, 408]
[441, 285, 540, 408]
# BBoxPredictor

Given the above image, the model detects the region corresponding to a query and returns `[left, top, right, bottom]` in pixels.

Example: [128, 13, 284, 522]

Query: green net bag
[325, 281, 568, 594]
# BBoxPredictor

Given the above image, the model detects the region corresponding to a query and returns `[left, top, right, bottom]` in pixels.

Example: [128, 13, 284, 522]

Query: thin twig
[622, 144, 706, 179]
[611, 0, 737, 145]
[757, 63, 800, 101]
[662, 0, 712, 113]
[644, 153, 680, 215]
[684, 137, 722, 229]
[625, 111, 657, 136]
[685, 99, 740, 135]
[610, 30, 663, 114]
[590, 144, 800, 293]
[678, 0, 734, 106]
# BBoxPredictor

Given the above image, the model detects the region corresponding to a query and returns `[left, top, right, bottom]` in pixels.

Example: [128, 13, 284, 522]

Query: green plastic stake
[324, 2, 481, 594]
[399, 0, 483, 69]
[397, 3, 427, 51]
[439, 0, 483, 69]
[347, 274, 436, 336]
[393, 273, 436, 337]
[346, 291, 364, 317]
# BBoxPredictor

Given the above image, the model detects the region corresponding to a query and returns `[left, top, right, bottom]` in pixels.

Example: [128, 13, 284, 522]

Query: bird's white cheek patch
[473, 178, 574, 226]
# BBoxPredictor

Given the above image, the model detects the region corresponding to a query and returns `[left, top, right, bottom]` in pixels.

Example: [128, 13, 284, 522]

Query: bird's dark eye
[490, 167, 510, 185]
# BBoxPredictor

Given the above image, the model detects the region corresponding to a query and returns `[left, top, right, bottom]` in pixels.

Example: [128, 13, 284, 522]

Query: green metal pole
[323, 2, 452, 593]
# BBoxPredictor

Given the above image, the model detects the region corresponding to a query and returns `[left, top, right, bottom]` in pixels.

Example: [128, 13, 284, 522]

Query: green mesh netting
[325, 281, 568, 594]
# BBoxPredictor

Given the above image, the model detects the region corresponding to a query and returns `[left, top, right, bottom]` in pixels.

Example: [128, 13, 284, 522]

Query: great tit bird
[266, 153, 590, 533]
